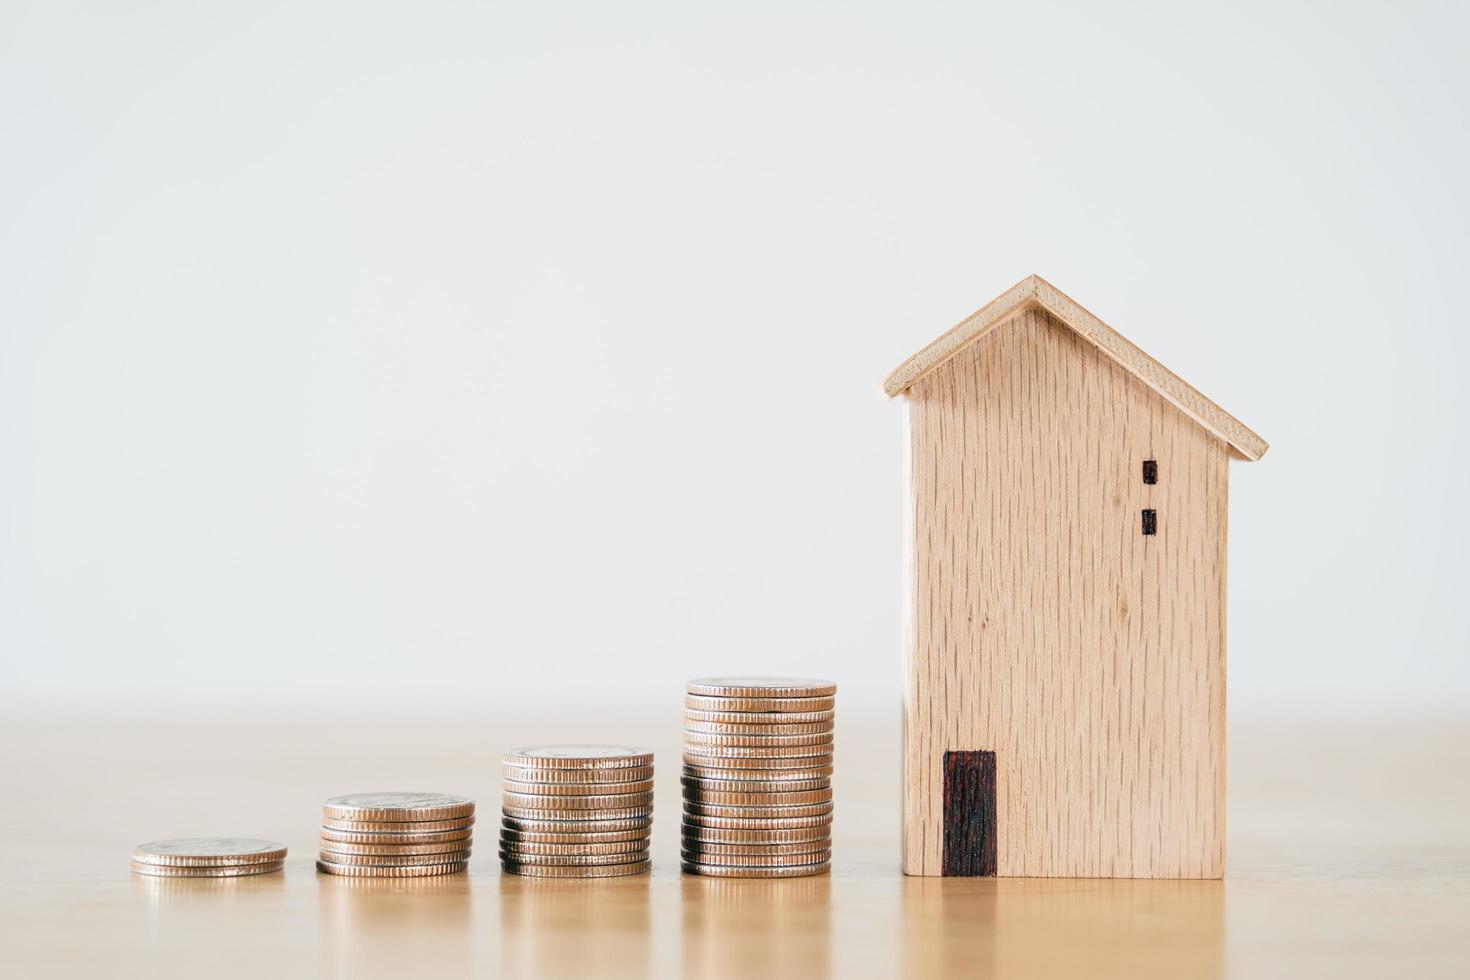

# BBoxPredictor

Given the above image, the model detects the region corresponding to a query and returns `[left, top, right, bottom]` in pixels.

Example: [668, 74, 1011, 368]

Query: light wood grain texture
[883, 275, 1269, 461]
[1, 708, 1466, 979]
[902, 307, 1230, 877]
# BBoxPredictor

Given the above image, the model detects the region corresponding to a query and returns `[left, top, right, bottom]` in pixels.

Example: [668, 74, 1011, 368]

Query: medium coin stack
[500, 745, 654, 878]
[131, 837, 287, 878]
[682, 677, 836, 877]
[317, 792, 475, 877]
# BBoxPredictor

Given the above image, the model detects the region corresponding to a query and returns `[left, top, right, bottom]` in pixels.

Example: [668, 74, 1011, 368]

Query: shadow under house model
[884, 275, 1268, 879]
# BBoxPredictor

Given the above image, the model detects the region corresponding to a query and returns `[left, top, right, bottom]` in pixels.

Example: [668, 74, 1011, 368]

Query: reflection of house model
[884, 276, 1267, 878]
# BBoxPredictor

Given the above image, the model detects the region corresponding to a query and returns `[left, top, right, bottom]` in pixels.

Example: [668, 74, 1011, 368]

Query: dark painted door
[942, 750, 997, 876]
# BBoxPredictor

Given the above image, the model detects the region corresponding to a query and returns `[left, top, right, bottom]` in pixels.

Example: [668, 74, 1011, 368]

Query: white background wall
[3, 1, 1466, 712]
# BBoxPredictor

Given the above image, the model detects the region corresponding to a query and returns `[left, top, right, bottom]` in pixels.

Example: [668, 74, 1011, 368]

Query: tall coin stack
[500, 745, 654, 878]
[317, 792, 475, 877]
[681, 677, 836, 877]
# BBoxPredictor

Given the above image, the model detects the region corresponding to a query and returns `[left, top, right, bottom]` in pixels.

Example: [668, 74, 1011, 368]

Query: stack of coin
[681, 677, 835, 877]
[131, 837, 287, 877]
[317, 792, 475, 877]
[500, 745, 654, 878]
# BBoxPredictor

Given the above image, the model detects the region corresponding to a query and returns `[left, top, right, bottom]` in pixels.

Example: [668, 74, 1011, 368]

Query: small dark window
[1142, 509, 1157, 535]
[1142, 460, 1158, 485]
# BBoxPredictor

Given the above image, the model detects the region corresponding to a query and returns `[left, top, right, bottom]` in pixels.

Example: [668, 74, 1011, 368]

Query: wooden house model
[884, 275, 1267, 878]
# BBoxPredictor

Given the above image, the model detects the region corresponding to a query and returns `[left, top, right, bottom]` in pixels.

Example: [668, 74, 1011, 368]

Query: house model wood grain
[884, 275, 1268, 879]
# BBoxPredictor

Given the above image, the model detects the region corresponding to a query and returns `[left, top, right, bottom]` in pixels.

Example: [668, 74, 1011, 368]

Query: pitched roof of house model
[883, 275, 1269, 461]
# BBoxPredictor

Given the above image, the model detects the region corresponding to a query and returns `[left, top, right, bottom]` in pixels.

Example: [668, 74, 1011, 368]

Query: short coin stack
[317, 792, 475, 877]
[500, 745, 654, 878]
[681, 677, 836, 877]
[130, 837, 287, 878]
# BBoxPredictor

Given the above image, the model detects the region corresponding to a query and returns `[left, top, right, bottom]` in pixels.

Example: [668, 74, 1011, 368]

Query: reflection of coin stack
[500, 745, 654, 878]
[681, 678, 836, 878]
[317, 793, 475, 877]
[130, 837, 287, 877]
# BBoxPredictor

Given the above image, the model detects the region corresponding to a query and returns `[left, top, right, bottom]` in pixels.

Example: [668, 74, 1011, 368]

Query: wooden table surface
[1, 704, 1465, 978]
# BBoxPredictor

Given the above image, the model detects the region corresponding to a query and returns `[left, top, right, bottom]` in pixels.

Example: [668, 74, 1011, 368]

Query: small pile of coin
[317, 792, 475, 877]
[500, 745, 654, 878]
[131, 837, 287, 877]
[681, 677, 835, 877]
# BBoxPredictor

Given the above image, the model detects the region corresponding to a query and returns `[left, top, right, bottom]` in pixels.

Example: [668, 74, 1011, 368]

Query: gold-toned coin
[499, 826, 649, 845]
[131, 860, 284, 878]
[131, 838, 288, 868]
[501, 765, 655, 785]
[322, 816, 474, 833]
[685, 695, 834, 713]
[501, 814, 651, 834]
[682, 788, 833, 807]
[680, 848, 832, 867]
[683, 742, 834, 760]
[682, 752, 832, 770]
[498, 839, 648, 856]
[502, 745, 654, 770]
[316, 860, 468, 877]
[686, 678, 837, 698]
[501, 804, 653, 822]
[501, 791, 654, 811]
[682, 764, 834, 782]
[322, 793, 475, 823]
[500, 778, 653, 797]
[680, 775, 830, 794]
[319, 839, 472, 857]
[683, 730, 833, 748]
[683, 719, 834, 736]
[319, 826, 473, 845]
[501, 859, 650, 878]
[681, 860, 830, 878]
[684, 801, 833, 819]
[684, 708, 835, 725]
[682, 812, 833, 830]
[495, 849, 648, 866]
[317, 850, 471, 867]
[681, 825, 831, 844]
[679, 839, 830, 857]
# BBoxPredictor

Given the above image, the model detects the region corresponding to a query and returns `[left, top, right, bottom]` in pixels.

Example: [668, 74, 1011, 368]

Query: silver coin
[132, 838, 287, 867]
[680, 848, 832, 867]
[686, 678, 837, 698]
[681, 825, 831, 844]
[685, 695, 835, 713]
[495, 849, 649, 866]
[501, 791, 654, 811]
[316, 860, 467, 878]
[679, 839, 831, 857]
[682, 764, 834, 782]
[684, 800, 833, 819]
[322, 793, 475, 822]
[681, 752, 832, 770]
[684, 730, 834, 747]
[498, 839, 648, 856]
[681, 775, 831, 794]
[319, 826, 472, 845]
[502, 745, 654, 770]
[502, 804, 653, 821]
[502, 814, 652, 834]
[501, 859, 650, 878]
[683, 742, 834, 759]
[317, 850, 471, 867]
[681, 812, 833, 830]
[500, 778, 653, 797]
[682, 787, 833, 807]
[322, 816, 475, 833]
[685, 709, 834, 725]
[500, 765, 655, 785]
[131, 860, 284, 878]
[681, 860, 830, 878]
[319, 839, 473, 856]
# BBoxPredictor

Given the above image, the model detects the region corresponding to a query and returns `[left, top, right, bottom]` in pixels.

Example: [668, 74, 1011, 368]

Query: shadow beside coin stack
[317, 792, 475, 877]
[131, 837, 287, 878]
[682, 677, 836, 877]
[500, 745, 654, 878]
